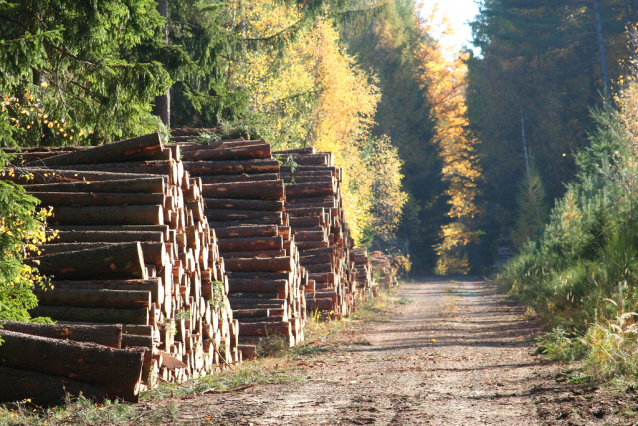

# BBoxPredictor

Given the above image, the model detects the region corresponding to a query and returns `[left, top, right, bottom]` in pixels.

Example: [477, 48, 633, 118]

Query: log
[50, 205, 164, 226]
[224, 257, 294, 273]
[217, 236, 283, 252]
[54, 161, 175, 177]
[0, 321, 122, 348]
[47, 230, 164, 244]
[33, 289, 152, 309]
[24, 133, 163, 167]
[204, 198, 284, 211]
[280, 165, 337, 174]
[0, 365, 108, 405]
[286, 207, 326, 217]
[232, 308, 285, 319]
[29, 306, 149, 325]
[228, 297, 286, 308]
[184, 159, 280, 175]
[238, 322, 291, 337]
[219, 249, 286, 259]
[306, 298, 336, 312]
[198, 173, 279, 184]
[205, 210, 283, 222]
[228, 292, 279, 299]
[121, 334, 153, 349]
[280, 154, 329, 165]
[201, 181, 284, 200]
[289, 216, 322, 227]
[228, 279, 288, 294]
[181, 144, 271, 161]
[237, 344, 257, 360]
[296, 241, 329, 250]
[37, 242, 166, 267]
[0, 168, 164, 185]
[226, 271, 292, 281]
[31, 192, 165, 207]
[294, 231, 327, 242]
[0, 329, 144, 401]
[51, 225, 169, 236]
[28, 242, 146, 280]
[280, 169, 333, 177]
[214, 225, 278, 239]
[273, 147, 315, 155]
[23, 178, 165, 194]
[50, 279, 164, 304]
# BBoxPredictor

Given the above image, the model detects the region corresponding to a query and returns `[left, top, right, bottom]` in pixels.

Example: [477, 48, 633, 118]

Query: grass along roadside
[0, 284, 407, 425]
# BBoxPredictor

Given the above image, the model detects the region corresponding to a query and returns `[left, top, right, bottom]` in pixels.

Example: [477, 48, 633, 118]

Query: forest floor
[138, 276, 638, 425]
[13, 277, 638, 425]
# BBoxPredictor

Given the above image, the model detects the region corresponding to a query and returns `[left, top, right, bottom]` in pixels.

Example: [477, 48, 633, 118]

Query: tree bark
[285, 182, 334, 198]
[29, 305, 149, 325]
[0, 365, 108, 405]
[204, 198, 284, 211]
[181, 144, 271, 161]
[50, 205, 164, 226]
[289, 216, 322, 227]
[224, 257, 294, 272]
[28, 242, 146, 280]
[33, 288, 152, 309]
[228, 278, 288, 295]
[24, 133, 163, 167]
[46, 230, 164, 244]
[55, 161, 175, 176]
[0, 321, 122, 348]
[0, 168, 164, 185]
[198, 173, 279, 184]
[50, 278, 164, 305]
[205, 209, 283, 222]
[219, 249, 286, 258]
[217, 236, 283, 252]
[0, 329, 144, 402]
[237, 321, 291, 337]
[24, 177, 165, 194]
[294, 231, 327, 242]
[202, 180, 284, 200]
[31, 192, 165, 207]
[183, 159, 280, 175]
[213, 225, 278, 239]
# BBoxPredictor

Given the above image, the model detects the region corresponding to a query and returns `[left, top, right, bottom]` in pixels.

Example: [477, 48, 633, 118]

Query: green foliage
[536, 327, 587, 363]
[0, 152, 49, 324]
[0, 0, 173, 146]
[512, 164, 549, 247]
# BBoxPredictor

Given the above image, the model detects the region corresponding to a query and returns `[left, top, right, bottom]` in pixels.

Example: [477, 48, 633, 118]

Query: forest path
[157, 278, 630, 425]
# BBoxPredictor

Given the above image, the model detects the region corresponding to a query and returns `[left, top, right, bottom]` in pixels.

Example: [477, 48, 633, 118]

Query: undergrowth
[499, 78, 638, 386]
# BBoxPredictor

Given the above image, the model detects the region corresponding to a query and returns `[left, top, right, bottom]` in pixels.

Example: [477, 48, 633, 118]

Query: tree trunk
[204, 209, 283, 222]
[219, 249, 286, 258]
[0, 321, 122, 348]
[29, 305, 149, 325]
[0, 329, 144, 402]
[28, 242, 146, 280]
[592, 0, 611, 101]
[183, 159, 280, 175]
[294, 231, 327, 242]
[181, 144, 271, 161]
[0, 168, 164, 185]
[50, 205, 164, 226]
[55, 161, 175, 176]
[31, 192, 165, 207]
[237, 321, 291, 337]
[24, 177, 166, 194]
[24, 133, 162, 167]
[50, 278, 164, 305]
[228, 279, 288, 294]
[46, 230, 164, 244]
[289, 216, 322, 227]
[198, 173, 279, 184]
[224, 257, 294, 272]
[213, 225, 279, 239]
[0, 365, 108, 405]
[296, 241, 329, 250]
[201, 180, 284, 200]
[204, 198, 284, 211]
[217, 236, 283, 252]
[285, 182, 334, 199]
[33, 288, 152, 309]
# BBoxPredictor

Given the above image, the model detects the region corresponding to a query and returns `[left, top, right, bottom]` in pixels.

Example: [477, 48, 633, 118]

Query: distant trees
[467, 0, 634, 262]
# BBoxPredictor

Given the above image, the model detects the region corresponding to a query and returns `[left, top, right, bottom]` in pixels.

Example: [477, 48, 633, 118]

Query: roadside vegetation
[499, 59, 638, 386]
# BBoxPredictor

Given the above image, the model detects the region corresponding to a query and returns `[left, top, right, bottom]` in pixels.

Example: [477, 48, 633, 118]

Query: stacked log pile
[370, 251, 399, 288]
[0, 133, 238, 403]
[350, 248, 375, 297]
[274, 147, 374, 318]
[172, 130, 306, 356]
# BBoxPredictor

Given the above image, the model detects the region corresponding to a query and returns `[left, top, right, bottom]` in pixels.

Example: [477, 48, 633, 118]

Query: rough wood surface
[0, 321, 122, 348]
[31, 192, 165, 207]
[24, 133, 163, 167]
[50, 205, 164, 226]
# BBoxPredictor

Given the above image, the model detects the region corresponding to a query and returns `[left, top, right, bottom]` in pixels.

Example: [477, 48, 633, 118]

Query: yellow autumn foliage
[415, 7, 483, 274]
[226, 3, 405, 245]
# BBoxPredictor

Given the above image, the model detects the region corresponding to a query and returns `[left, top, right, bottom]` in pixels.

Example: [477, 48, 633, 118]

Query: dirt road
[157, 277, 638, 425]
